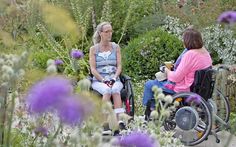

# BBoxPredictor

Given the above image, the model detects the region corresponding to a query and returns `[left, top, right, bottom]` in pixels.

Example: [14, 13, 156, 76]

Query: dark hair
[183, 28, 203, 50]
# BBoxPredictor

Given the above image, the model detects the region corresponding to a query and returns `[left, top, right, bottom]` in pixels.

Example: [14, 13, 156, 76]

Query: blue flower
[217, 11, 236, 24]
[70, 49, 84, 59]
[26, 76, 73, 113]
[118, 132, 155, 147]
[54, 59, 63, 65]
[57, 96, 91, 126]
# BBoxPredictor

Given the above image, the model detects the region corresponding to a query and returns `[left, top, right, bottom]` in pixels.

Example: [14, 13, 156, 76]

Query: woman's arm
[114, 45, 122, 79]
[166, 52, 193, 83]
[89, 46, 104, 82]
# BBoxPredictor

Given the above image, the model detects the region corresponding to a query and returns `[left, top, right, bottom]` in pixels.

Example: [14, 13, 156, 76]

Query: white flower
[150, 110, 159, 119]
[2, 73, 10, 81]
[118, 113, 131, 123]
[18, 69, 25, 77]
[46, 64, 57, 74]
[92, 132, 102, 145]
[164, 95, 173, 104]
[107, 113, 118, 130]
[2, 65, 14, 76]
[174, 101, 180, 107]
[157, 93, 165, 100]
[46, 59, 55, 66]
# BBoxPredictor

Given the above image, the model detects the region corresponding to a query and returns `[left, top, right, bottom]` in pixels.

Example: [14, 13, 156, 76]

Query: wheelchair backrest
[190, 66, 216, 100]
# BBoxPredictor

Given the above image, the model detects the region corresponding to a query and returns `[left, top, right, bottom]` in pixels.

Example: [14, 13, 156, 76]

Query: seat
[89, 74, 135, 116]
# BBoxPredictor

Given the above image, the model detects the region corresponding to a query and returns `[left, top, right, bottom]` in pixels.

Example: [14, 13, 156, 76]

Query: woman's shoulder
[90, 44, 100, 51]
[111, 42, 119, 48]
[186, 48, 209, 55]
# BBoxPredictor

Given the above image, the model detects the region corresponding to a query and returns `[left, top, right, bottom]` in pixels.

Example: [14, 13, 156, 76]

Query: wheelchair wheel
[210, 89, 230, 132]
[163, 92, 212, 146]
[125, 79, 135, 117]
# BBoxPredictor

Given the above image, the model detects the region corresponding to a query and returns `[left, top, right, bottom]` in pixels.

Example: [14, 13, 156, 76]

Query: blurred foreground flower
[54, 59, 63, 65]
[26, 76, 73, 113]
[70, 49, 84, 59]
[57, 97, 89, 126]
[34, 126, 49, 137]
[118, 132, 158, 147]
[185, 94, 201, 104]
[217, 11, 236, 25]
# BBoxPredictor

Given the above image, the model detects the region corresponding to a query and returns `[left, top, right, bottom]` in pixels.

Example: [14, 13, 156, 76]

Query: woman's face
[100, 24, 113, 42]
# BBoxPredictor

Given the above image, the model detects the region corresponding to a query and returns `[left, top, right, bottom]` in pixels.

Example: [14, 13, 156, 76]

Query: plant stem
[0, 84, 8, 146]
[6, 91, 17, 147]
[45, 122, 62, 147]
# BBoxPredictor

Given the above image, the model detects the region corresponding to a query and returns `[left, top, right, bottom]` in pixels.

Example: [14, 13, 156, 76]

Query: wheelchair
[145, 66, 230, 146]
[89, 74, 135, 117]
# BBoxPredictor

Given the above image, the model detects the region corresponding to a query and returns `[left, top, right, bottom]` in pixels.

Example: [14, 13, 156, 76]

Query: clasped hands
[102, 78, 116, 87]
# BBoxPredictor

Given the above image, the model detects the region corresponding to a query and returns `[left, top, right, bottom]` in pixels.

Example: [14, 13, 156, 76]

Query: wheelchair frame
[145, 66, 230, 146]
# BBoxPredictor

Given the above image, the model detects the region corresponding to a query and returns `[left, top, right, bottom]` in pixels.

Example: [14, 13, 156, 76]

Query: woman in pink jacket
[142, 28, 212, 109]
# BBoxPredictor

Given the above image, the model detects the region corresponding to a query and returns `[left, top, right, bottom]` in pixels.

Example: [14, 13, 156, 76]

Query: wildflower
[118, 113, 132, 123]
[107, 112, 119, 130]
[162, 110, 170, 117]
[57, 97, 87, 126]
[34, 126, 49, 137]
[157, 93, 165, 100]
[77, 79, 91, 91]
[18, 69, 25, 77]
[217, 11, 236, 24]
[151, 86, 158, 93]
[1, 65, 14, 76]
[0, 58, 4, 65]
[150, 110, 159, 120]
[70, 49, 84, 59]
[185, 94, 201, 104]
[164, 95, 173, 104]
[92, 132, 102, 145]
[173, 100, 180, 107]
[118, 132, 156, 147]
[26, 76, 73, 113]
[54, 59, 63, 65]
[46, 64, 57, 74]
[47, 59, 55, 66]
[2, 73, 10, 81]
[21, 51, 28, 59]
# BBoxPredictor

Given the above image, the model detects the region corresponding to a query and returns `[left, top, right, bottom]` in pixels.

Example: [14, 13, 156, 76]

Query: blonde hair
[92, 22, 111, 44]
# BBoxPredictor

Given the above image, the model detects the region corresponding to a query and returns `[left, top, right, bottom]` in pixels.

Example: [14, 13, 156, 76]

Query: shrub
[122, 28, 183, 80]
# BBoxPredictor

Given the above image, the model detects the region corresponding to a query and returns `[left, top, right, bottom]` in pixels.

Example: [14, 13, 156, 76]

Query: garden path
[186, 130, 236, 147]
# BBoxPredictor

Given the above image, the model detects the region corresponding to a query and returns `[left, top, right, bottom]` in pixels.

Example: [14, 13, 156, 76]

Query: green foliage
[122, 28, 183, 80]
[31, 49, 57, 69]
[111, 0, 155, 43]
[129, 14, 166, 39]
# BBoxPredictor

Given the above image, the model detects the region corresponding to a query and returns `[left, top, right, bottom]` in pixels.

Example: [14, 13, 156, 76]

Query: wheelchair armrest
[120, 74, 131, 81]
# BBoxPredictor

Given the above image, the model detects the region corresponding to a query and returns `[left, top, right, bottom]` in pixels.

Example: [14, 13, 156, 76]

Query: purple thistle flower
[34, 126, 48, 137]
[118, 132, 156, 147]
[70, 49, 84, 59]
[217, 11, 236, 24]
[57, 97, 88, 126]
[26, 76, 73, 113]
[185, 94, 201, 104]
[54, 59, 63, 65]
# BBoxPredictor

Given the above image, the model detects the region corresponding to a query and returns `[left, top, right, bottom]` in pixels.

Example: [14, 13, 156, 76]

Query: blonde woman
[89, 22, 125, 135]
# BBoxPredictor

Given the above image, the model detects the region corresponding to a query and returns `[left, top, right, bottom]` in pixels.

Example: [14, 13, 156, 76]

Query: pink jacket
[167, 49, 212, 92]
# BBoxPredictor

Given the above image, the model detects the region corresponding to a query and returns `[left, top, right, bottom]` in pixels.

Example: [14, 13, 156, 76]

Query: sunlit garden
[0, 0, 236, 147]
